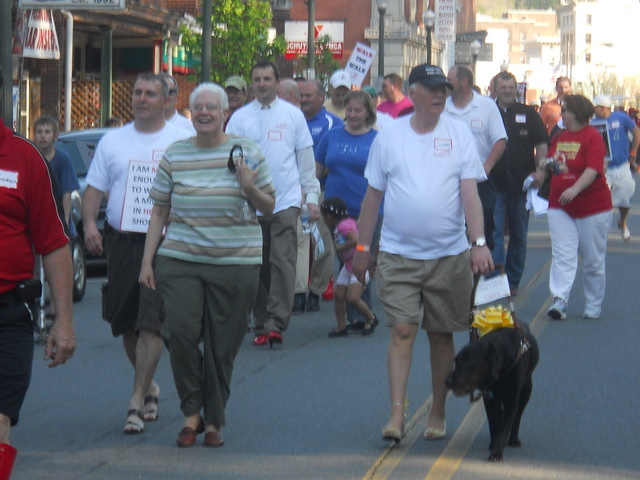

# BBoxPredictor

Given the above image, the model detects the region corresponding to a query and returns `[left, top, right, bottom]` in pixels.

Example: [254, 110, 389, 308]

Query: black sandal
[328, 328, 348, 338]
[124, 409, 144, 434]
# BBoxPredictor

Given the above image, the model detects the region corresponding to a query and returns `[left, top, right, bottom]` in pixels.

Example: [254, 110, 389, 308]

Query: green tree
[180, 0, 285, 83]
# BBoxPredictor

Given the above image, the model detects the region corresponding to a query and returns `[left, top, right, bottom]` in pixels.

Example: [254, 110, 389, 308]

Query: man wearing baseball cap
[592, 94, 640, 241]
[324, 69, 351, 119]
[224, 75, 248, 129]
[353, 64, 493, 445]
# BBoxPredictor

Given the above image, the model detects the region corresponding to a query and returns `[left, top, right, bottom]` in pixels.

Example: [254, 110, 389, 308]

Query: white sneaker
[583, 307, 601, 319]
[548, 297, 567, 320]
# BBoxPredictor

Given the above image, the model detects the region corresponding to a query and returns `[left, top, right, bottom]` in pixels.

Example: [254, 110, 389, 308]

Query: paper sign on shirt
[120, 158, 161, 233]
[344, 42, 375, 87]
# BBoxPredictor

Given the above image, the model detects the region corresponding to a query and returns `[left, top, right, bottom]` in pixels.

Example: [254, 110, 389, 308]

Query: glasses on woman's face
[228, 144, 244, 173]
[192, 103, 220, 112]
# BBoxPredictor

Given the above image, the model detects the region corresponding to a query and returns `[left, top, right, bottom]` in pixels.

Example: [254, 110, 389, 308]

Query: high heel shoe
[382, 423, 404, 443]
[267, 331, 283, 347]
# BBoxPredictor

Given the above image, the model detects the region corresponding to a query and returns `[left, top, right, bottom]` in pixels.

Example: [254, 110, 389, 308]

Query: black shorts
[103, 224, 164, 338]
[0, 301, 34, 426]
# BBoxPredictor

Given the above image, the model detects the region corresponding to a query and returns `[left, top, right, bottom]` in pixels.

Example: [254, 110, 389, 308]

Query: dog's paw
[507, 438, 521, 447]
[488, 451, 504, 462]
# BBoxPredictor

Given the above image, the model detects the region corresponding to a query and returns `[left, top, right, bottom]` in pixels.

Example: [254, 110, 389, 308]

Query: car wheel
[71, 236, 87, 302]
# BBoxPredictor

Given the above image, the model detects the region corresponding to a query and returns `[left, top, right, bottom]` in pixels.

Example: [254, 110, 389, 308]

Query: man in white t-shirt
[160, 73, 196, 136]
[226, 61, 320, 348]
[353, 64, 493, 445]
[82, 73, 192, 435]
[444, 65, 507, 251]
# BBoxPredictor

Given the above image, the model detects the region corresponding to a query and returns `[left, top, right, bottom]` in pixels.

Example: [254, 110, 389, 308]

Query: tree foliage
[180, 0, 285, 84]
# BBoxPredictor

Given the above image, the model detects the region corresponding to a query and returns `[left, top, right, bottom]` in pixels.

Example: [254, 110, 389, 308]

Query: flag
[20, 9, 61, 60]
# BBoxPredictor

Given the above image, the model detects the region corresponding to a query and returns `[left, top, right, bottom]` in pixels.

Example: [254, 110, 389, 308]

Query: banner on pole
[14, 9, 61, 60]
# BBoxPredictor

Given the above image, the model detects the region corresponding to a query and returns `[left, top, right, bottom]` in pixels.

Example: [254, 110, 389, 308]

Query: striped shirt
[150, 135, 275, 265]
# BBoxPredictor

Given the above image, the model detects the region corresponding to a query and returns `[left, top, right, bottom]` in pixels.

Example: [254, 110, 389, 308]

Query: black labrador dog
[445, 323, 539, 462]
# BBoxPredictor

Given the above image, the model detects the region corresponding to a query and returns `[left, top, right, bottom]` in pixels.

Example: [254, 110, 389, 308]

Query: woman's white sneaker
[548, 298, 567, 320]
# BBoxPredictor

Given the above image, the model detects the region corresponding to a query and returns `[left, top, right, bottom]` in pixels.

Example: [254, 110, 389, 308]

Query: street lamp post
[377, 1, 387, 82]
[470, 39, 481, 77]
[423, 9, 436, 65]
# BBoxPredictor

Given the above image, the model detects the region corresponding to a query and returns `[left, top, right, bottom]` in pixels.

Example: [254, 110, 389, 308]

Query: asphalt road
[10, 192, 640, 480]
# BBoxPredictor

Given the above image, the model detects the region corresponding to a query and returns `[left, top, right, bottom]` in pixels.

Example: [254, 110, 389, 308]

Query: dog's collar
[468, 322, 531, 404]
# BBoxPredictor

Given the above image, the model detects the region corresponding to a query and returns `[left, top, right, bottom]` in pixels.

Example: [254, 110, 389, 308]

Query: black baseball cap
[409, 64, 453, 90]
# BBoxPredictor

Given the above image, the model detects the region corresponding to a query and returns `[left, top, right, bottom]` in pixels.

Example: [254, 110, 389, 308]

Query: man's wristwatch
[472, 237, 486, 247]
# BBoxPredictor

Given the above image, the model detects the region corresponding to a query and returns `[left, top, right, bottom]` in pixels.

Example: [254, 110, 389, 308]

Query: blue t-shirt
[49, 148, 80, 195]
[315, 127, 381, 218]
[592, 111, 637, 167]
[49, 148, 80, 236]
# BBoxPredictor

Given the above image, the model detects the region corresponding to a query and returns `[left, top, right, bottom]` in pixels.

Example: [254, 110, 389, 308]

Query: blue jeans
[492, 189, 530, 290]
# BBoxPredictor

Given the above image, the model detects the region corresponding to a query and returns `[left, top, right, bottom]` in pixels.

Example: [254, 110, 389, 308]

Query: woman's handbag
[537, 173, 551, 200]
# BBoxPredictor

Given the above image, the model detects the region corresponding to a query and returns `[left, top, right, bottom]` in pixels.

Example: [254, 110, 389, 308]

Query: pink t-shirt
[377, 97, 413, 118]
[335, 217, 358, 272]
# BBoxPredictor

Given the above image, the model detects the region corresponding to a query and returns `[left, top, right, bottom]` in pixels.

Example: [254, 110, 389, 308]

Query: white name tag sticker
[268, 130, 282, 141]
[470, 119, 484, 130]
[434, 138, 453, 151]
[0, 169, 18, 189]
[515, 114, 526, 123]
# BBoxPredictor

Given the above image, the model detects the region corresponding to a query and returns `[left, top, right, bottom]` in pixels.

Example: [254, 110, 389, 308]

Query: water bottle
[300, 205, 311, 234]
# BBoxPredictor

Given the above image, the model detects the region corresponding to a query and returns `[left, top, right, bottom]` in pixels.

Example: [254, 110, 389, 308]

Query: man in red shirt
[0, 67, 76, 478]
[377, 73, 413, 118]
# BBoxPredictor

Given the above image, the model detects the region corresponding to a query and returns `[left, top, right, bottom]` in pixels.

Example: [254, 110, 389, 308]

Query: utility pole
[1, 0, 12, 125]
[307, 0, 315, 79]
[201, 0, 212, 82]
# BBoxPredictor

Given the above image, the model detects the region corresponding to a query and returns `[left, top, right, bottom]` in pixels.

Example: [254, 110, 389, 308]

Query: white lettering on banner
[21, 9, 60, 60]
[120, 160, 159, 233]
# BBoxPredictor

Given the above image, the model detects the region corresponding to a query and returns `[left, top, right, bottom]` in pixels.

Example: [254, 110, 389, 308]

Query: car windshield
[55, 135, 102, 177]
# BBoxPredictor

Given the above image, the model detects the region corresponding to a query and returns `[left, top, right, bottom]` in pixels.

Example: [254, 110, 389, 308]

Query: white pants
[547, 208, 612, 310]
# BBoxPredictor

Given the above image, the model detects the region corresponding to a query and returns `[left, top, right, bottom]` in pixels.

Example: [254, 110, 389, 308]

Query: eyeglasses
[228, 144, 244, 173]
[192, 103, 220, 112]
[168, 89, 178, 96]
[561, 107, 567, 114]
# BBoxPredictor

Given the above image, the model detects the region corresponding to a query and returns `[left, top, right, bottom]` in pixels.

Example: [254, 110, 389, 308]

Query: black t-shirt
[491, 101, 549, 194]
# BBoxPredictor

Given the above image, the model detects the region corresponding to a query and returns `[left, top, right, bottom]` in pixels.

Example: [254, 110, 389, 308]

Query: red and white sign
[344, 42, 375, 87]
[284, 21, 344, 60]
[14, 9, 60, 60]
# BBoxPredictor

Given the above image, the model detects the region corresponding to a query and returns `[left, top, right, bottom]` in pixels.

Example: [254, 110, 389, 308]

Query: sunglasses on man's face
[228, 144, 244, 173]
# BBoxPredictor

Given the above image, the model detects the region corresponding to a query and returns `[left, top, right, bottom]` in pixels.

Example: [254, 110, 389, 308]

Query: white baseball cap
[593, 94, 612, 108]
[330, 70, 351, 89]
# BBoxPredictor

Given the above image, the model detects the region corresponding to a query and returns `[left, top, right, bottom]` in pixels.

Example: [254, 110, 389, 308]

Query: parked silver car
[55, 128, 111, 301]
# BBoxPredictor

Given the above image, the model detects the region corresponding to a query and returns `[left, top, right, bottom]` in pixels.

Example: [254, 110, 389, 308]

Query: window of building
[586, 14, 592, 25]
[586, 33, 592, 44]
[585, 53, 591, 63]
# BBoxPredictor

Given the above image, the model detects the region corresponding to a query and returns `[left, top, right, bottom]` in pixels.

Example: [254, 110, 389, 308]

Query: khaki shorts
[376, 251, 473, 333]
